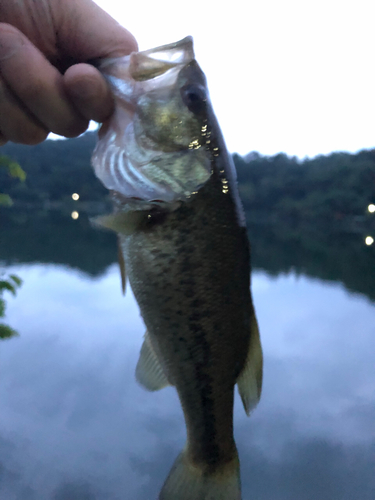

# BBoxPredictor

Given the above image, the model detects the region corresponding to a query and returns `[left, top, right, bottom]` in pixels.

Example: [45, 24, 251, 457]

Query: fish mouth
[99, 36, 194, 83]
[129, 36, 195, 79]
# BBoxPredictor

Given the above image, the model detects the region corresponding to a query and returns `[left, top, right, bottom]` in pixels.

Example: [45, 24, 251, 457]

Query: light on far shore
[365, 236, 374, 246]
[72, 193, 80, 201]
[71, 211, 79, 220]
[368, 204, 375, 213]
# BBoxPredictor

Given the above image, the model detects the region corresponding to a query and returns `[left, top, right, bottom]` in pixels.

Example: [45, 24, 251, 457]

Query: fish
[91, 36, 263, 500]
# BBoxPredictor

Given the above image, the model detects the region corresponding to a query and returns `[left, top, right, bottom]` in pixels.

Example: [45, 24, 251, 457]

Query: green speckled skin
[119, 169, 255, 472]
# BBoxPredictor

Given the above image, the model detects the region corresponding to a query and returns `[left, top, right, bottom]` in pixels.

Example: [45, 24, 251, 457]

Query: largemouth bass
[91, 37, 263, 500]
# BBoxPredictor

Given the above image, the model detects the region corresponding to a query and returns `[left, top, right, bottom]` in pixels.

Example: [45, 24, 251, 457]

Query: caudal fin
[159, 448, 241, 500]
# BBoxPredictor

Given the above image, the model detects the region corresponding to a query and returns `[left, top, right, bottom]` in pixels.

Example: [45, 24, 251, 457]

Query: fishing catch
[91, 37, 262, 500]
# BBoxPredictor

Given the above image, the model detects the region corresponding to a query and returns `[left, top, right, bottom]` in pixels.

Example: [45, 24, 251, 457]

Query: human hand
[0, 0, 137, 145]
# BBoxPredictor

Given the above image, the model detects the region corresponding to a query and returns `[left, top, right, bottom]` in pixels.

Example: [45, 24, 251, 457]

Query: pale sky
[91, 0, 375, 158]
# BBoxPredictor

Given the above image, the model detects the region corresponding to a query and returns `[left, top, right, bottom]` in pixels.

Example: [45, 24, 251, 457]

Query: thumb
[56, 0, 138, 61]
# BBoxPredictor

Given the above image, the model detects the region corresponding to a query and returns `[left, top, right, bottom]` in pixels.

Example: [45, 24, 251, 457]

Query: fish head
[92, 37, 218, 208]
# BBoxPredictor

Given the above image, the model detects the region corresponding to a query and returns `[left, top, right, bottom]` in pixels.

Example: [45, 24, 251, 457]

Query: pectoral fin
[135, 331, 171, 391]
[91, 211, 147, 236]
[237, 313, 263, 415]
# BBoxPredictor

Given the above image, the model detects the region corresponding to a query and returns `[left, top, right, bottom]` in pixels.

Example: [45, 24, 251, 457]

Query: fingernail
[0, 27, 22, 61]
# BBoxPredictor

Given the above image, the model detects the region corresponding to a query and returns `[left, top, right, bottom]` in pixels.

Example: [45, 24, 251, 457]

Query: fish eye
[181, 84, 207, 114]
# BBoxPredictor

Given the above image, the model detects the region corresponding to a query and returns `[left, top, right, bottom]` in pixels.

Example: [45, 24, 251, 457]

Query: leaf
[0, 280, 16, 295]
[0, 194, 13, 206]
[9, 274, 22, 287]
[0, 298, 5, 317]
[0, 324, 19, 340]
[8, 162, 26, 181]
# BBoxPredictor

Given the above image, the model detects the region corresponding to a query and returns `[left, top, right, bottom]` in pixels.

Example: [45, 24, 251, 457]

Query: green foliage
[0, 154, 26, 205]
[0, 279, 17, 295]
[0, 274, 23, 295]
[8, 274, 22, 286]
[0, 272, 22, 341]
[0, 193, 13, 206]
[0, 156, 26, 181]
[0, 324, 19, 340]
[234, 149, 375, 221]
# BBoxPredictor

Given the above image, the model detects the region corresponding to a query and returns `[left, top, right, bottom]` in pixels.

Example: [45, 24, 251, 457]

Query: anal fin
[136, 331, 170, 391]
[237, 312, 263, 415]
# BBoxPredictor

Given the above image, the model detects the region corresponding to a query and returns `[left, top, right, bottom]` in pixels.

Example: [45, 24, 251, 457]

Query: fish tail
[159, 446, 241, 500]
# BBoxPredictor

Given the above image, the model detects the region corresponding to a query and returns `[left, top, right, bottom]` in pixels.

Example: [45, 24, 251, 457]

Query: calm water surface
[1, 211, 374, 499]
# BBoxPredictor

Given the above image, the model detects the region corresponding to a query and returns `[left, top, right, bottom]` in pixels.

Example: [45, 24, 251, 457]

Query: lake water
[1, 211, 374, 500]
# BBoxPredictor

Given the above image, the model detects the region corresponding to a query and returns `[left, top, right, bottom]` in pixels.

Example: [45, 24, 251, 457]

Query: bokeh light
[72, 193, 80, 201]
[71, 211, 79, 220]
[365, 236, 374, 246]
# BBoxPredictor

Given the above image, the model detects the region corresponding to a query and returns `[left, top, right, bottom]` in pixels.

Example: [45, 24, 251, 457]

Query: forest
[1, 132, 375, 224]
[235, 151, 375, 221]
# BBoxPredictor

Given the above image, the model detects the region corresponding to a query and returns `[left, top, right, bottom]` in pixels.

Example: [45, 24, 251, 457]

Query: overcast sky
[91, 0, 374, 158]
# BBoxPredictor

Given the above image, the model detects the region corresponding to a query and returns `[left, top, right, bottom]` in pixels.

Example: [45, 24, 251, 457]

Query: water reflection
[1, 264, 374, 499]
[2, 209, 375, 301]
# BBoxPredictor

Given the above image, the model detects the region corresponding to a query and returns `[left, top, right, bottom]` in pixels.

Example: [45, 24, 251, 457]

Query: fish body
[92, 37, 262, 500]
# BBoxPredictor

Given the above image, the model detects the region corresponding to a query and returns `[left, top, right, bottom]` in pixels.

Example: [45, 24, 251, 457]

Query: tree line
[1, 132, 375, 221]
[234, 150, 375, 220]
